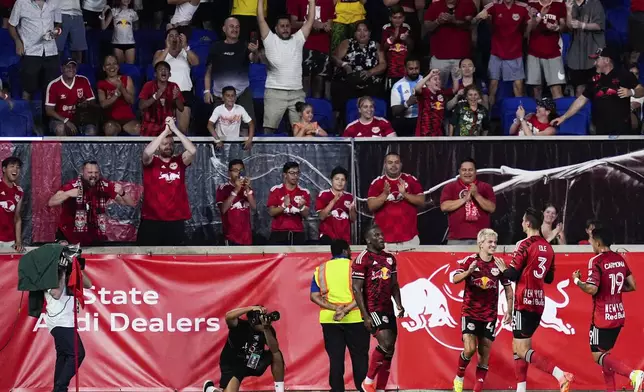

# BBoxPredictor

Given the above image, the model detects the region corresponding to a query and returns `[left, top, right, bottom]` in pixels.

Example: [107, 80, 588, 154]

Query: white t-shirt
[111, 8, 138, 45]
[45, 286, 76, 331]
[263, 30, 305, 90]
[209, 104, 252, 138]
[83, 0, 106, 12]
[58, 0, 82, 15]
[166, 50, 193, 92]
[170, 1, 199, 25]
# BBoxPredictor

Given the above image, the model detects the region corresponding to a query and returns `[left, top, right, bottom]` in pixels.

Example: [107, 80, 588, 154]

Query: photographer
[203, 306, 285, 392]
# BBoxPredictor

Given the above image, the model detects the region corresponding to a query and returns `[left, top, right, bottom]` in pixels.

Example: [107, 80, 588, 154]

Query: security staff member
[310, 239, 370, 392]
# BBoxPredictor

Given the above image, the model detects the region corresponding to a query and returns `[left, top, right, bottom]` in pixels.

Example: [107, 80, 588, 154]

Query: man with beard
[256, 0, 315, 134]
[390, 57, 422, 137]
[138, 117, 196, 246]
[48, 161, 135, 246]
[0, 157, 24, 251]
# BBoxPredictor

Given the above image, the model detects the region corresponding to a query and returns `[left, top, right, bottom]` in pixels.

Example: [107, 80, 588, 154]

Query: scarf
[458, 178, 480, 222]
[73, 175, 108, 236]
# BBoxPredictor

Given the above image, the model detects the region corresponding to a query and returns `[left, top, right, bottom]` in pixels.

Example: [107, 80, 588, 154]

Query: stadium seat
[191, 64, 208, 96]
[119, 64, 143, 93]
[491, 80, 517, 119]
[191, 44, 211, 66]
[0, 99, 34, 137]
[345, 97, 387, 124]
[146, 64, 155, 81]
[501, 97, 537, 135]
[85, 29, 112, 68]
[555, 97, 590, 135]
[77, 63, 97, 89]
[560, 33, 571, 65]
[134, 29, 165, 67]
[188, 29, 217, 47]
[305, 98, 333, 133]
[248, 63, 267, 99]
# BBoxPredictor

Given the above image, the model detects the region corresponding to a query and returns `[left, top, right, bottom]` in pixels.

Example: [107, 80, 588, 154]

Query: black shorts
[181, 90, 195, 108]
[566, 67, 597, 87]
[368, 311, 397, 334]
[269, 230, 306, 245]
[113, 44, 136, 52]
[83, 9, 102, 30]
[590, 325, 621, 353]
[219, 351, 272, 388]
[136, 219, 186, 246]
[461, 316, 496, 341]
[21, 55, 61, 95]
[302, 48, 330, 77]
[512, 310, 541, 339]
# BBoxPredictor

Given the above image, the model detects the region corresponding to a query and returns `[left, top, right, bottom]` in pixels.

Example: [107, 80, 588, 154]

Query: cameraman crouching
[203, 306, 285, 392]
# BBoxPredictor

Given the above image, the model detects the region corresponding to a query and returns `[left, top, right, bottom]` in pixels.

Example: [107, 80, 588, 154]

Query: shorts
[137, 219, 186, 246]
[113, 44, 136, 52]
[49, 120, 97, 136]
[20, 55, 60, 95]
[629, 12, 644, 53]
[488, 55, 525, 82]
[263, 88, 306, 129]
[430, 57, 460, 87]
[269, 230, 306, 245]
[567, 67, 597, 87]
[82, 9, 102, 30]
[302, 48, 330, 77]
[181, 90, 195, 108]
[590, 324, 621, 353]
[219, 351, 272, 388]
[461, 316, 496, 341]
[526, 55, 566, 86]
[368, 311, 397, 334]
[56, 14, 88, 52]
[512, 309, 541, 339]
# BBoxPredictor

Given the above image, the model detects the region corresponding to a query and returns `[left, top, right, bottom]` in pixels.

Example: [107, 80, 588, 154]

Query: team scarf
[73, 175, 108, 235]
[458, 178, 480, 222]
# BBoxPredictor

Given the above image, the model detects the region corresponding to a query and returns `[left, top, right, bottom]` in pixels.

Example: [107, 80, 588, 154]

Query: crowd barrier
[1, 245, 644, 391]
[2, 136, 644, 246]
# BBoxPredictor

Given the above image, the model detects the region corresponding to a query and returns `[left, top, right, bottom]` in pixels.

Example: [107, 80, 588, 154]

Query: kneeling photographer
[203, 306, 285, 392]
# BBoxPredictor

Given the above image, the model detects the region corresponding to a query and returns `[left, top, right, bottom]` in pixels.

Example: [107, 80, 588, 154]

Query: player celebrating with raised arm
[451, 229, 513, 392]
[572, 227, 644, 392]
[352, 226, 405, 392]
[494, 208, 574, 392]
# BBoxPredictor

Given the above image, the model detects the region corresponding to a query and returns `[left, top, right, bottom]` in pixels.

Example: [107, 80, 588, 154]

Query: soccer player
[352, 226, 405, 392]
[494, 207, 574, 392]
[451, 228, 513, 392]
[572, 227, 644, 392]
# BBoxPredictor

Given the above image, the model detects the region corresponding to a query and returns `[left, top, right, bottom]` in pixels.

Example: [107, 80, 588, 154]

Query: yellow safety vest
[314, 258, 362, 324]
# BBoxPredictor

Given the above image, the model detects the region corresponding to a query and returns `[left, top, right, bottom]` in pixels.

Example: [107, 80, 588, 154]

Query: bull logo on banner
[397, 263, 576, 351]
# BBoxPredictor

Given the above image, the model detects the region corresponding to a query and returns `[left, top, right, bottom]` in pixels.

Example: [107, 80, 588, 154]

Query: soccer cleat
[361, 380, 377, 392]
[203, 380, 216, 392]
[453, 377, 464, 392]
[631, 370, 644, 392]
[558, 372, 574, 392]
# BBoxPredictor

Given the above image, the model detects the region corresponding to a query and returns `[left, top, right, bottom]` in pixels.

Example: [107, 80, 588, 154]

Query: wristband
[246, 190, 254, 196]
[63, 118, 69, 124]
[152, 93, 158, 100]
[203, 89, 211, 95]
[231, 191, 238, 197]
[631, 89, 636, 97]
[581, 22, 586, 30]
[574, 277, 581, 286]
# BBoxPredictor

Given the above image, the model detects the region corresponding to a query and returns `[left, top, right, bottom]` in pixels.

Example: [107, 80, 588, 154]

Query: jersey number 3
[533, 256, 548, 279]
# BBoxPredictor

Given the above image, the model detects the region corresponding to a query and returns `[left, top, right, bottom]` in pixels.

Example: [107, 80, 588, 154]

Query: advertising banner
[1, 251, 644, 391]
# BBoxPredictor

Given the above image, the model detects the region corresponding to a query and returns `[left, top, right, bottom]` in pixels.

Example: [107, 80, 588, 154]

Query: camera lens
[268, 311, 280, 322]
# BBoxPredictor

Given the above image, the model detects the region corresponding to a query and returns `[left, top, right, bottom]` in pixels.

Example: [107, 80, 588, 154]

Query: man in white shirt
[46, 259, 92, 392]
[208, 86, 255, 149]
[257, 0, 315, 134]
[56, 0, 88, 63]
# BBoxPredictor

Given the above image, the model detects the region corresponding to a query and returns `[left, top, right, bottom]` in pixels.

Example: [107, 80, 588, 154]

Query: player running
[451, 229, 513, 392]
[352, 225, 405, 392]
[572, 226, 644, 392]
[495, 208, 574, 392]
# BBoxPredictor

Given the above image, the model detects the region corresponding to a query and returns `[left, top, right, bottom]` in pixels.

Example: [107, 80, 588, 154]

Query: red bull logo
[372, 267, 391, 281]
[472, 276, 496, 290]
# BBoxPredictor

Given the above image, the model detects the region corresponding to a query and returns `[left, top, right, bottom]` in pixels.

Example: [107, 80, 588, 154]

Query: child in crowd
[207, 86, 254, 150]
[292, 102, 328, 137]
[101, 0, 139, 64]
[382, 6, 412, 90]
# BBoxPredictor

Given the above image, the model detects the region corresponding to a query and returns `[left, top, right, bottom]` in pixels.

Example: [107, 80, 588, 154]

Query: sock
[274, 381, 284, 392]
[516, 381, 527, 392]
[602, 369, 616, 392]
[526, 349, 556, 376]
[600, 353, 633, 378]
[514, 353, 529, 384]
[456, 351, 472, 378]
[366, 346, 387, 381]
[205, 387, 216, 392]
[473, 365, 489, 392]
[375, 356, 392, 390]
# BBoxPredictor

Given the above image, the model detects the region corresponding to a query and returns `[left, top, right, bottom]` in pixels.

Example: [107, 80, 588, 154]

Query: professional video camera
[58, 243, 86, 273]
[247, 309, 281, 326]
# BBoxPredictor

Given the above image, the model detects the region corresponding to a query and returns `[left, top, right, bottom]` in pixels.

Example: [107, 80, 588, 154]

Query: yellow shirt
[334, 0, 366, 24]
[314, 257, 362, 324]
[232, 0, 268, 16]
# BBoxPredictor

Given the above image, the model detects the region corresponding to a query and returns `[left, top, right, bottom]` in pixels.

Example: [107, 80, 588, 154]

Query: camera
[247, 309, 280, 326]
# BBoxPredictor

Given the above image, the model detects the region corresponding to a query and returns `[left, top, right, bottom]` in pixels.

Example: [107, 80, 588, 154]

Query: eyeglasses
[287, 171, 300, 176]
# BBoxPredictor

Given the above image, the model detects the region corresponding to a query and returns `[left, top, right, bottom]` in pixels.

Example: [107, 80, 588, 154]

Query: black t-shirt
[583, 68, 639, 135]
[206, 40, 250, 97]
[220, 319, 269, 365]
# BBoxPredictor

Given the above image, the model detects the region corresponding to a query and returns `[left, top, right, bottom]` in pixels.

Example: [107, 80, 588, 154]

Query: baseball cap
[536, 97, 556, 112]
[589, 47, 620, 62]
[62, 58, 78, 66]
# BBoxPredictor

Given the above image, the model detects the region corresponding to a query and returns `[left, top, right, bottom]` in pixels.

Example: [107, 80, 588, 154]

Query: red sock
[375, 357, 392, 390]
[473, 365, 488, 392]
[514, 353, 529, 383]
[367, 347, 386, 380]
[601, 353, 632, 378]
[457, 351, 471, 378]
[602, 369, 616, 392]
[526, 349, 556, 374]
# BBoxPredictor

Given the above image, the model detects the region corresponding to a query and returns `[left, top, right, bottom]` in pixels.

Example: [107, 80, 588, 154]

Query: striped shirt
[390, 75, 422, 118]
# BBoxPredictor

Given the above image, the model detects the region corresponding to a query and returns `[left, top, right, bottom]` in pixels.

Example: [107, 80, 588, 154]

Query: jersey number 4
[609, 272, 625, 295]
[533, 256, 548, 279]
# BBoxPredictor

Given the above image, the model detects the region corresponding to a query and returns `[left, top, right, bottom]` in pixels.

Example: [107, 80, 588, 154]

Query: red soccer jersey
[381, 23, 410, 78]
[352, 249, 397, 313]
[485, 1, 530, 60]
[0, 180, 23, 242]
[424, 0, 476, 59]
[586, 251, 632, 329]
[456, 254, 511, 322]
[97, 76, 136, 122]
[45, 76, 96, 120]
[416, 86, 451, 136]
[216, 182, 252, 245]
[510, 235, 555, 315]
[139, 81, 184, 137]
[287, 0, 334, 54]
[142, 155, 192, 221]
[315, 189, 353, 242]
[343, 117, 396, 137]
[367, 173, 423, 243]
[527, 0, 566, 59]
[58, 178, 117, 246]
[267, 183, 311, 232]
[633, 0, 644, 11]
[440, 180, 496, 240]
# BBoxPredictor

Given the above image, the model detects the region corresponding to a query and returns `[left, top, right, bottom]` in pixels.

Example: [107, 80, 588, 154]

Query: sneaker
[203, 380, 216, 392]
[453, 377, 464, 392]
[361, 380, 376, 392]
[559, 372, 574, 392]
[631, 370, 644, 392]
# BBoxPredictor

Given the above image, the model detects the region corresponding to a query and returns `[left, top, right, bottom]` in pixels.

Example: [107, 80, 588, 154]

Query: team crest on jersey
[458, 189, 468, 199]
[386, 257, 393, 265]
[14, 195, 21, 202]
[169, 162, 178, 170]
[467, 323, 475, 331]
[344, 200, 351, 209]
[160, 98, 166, 106]
[437, 95, 444, 102]
[491, 268, 500, 276]
[382, 315, 389, 323]
[372, 127, 381, 134]
[512, 13, 520, 20]
[77, 88, 84, 98]
[253, 335, 260, 341]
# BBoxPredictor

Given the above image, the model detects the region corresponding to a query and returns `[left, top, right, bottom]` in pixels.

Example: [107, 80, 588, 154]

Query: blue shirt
[390, 75, 422, 118]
